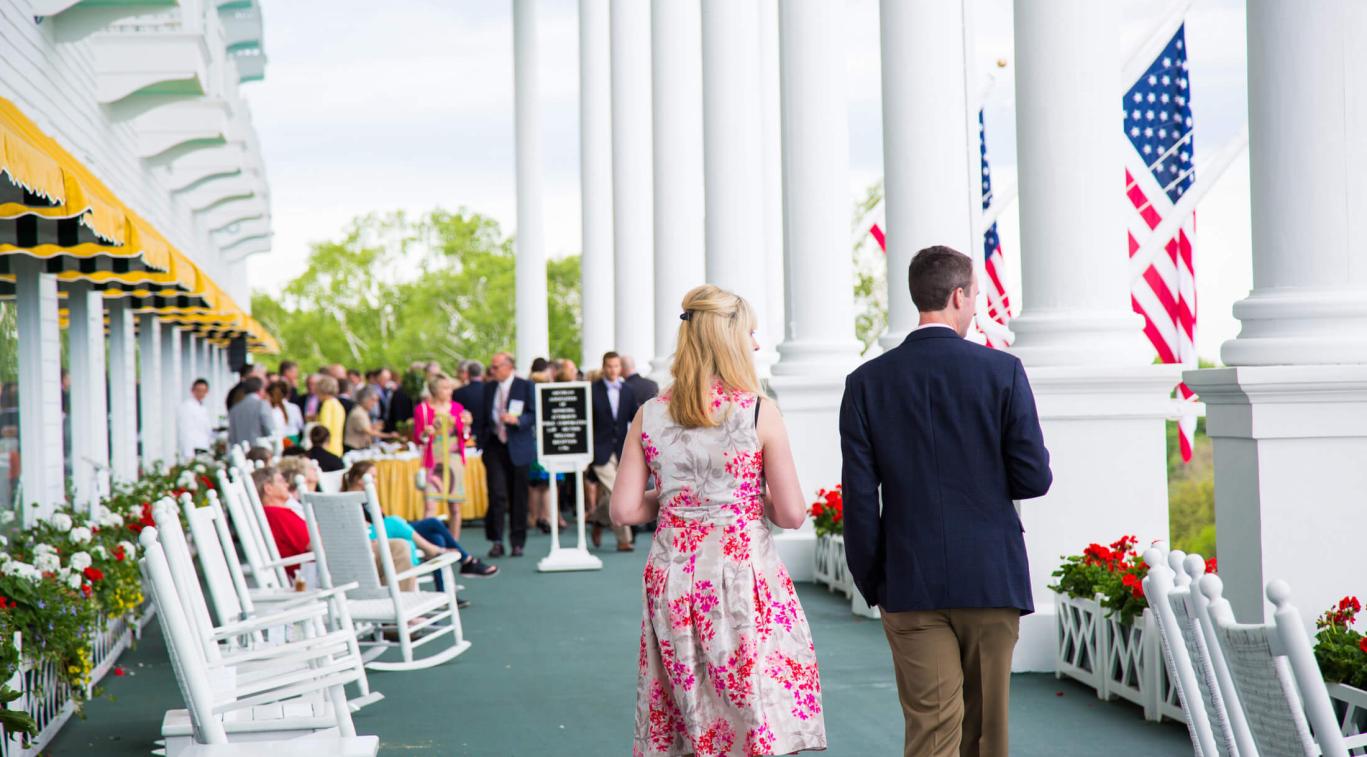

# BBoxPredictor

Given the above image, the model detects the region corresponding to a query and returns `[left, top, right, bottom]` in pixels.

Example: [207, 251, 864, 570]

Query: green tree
[251, 209, 582, 371]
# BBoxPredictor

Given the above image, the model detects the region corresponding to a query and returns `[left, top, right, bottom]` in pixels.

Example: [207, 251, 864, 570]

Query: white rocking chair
[302, 475, 471, 671]
[1143, 546, 1237, 756]
[179, 493, 384, 710]
[1201, 575, 1357, 757]
[137, 527, 377, 756]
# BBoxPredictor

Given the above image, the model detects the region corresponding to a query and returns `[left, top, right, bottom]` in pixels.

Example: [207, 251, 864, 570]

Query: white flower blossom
[0, 534, 6, 547]
[99, 510, 125, 528]
[69, 552, 92, 571]
[195, 463, 207, 473]
[50, 512, 73, 532]
[33, 543, 57, 556]
[118, 541, 137, 559]
[0, 511, 14, 524]
[69, 526, 92, 544]
[67, 572, 82, 591]
[90, 545, 107, 561]
[35, 553, 60, 573]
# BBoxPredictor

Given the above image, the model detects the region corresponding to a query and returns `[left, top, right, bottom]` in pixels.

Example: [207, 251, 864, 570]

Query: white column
[702, 0, 770, 375]
[876, 0, 977, 351]
[138, 315, 161, 468]
[1185, 0, 1367, 627]
[13, 258, 64, 522]
[183, 331, 197, 386]
[610, 0, 654, 364]
[514, 0, 550, 372]
[161, 322, 182, 463]
[648, 0, 705, 383]
[107, 300, 138, 483]
[767, 0, 863, 582]
[579, 0, 615, 370]
[67, 282, 110, 510]
[757, 0, 785, 358]
[1008, 0, 1179, 671]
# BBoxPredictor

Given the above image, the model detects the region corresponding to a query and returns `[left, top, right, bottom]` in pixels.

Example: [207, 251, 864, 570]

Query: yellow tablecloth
[371, 454, 489, 522]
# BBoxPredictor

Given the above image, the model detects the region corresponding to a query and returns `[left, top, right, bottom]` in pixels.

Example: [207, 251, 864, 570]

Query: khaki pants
[589, 454, 632, 545]
[372, 539, 416, 592]
[880, 608, 1019, 757]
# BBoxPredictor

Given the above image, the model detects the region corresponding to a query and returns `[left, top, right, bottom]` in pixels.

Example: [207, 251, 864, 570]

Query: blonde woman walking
[612, 285, 826, 756]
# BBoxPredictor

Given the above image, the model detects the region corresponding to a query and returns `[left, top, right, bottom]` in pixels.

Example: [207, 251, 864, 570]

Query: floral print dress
[633, 385, 826, 757]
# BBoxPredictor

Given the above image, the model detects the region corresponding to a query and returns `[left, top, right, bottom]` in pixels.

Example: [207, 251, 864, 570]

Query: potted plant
[809, 486, 846, 595]
[1315, 595, 1367, 736]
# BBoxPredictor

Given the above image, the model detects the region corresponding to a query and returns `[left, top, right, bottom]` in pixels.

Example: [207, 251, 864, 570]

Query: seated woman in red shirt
[251, 466, 312, 576]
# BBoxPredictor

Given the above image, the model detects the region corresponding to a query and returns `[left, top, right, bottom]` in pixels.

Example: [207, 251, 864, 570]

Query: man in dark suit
[475, 352, 536, 557]
[452, 360, 486, 448]
[840, 246, 1051, 757]
[587, 352, 638, 551]
[619, 355, 658, 402]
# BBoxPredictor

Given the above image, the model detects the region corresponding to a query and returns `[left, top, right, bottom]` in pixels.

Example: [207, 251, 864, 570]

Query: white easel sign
[534, 382, 602, 572]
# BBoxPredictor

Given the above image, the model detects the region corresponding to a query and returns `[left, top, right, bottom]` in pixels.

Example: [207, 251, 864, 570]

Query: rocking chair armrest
[260, 552, 315, 570]
[390, 552, 461, 583]
[254, 582, 362, 611]
[210, 602, 329, 640]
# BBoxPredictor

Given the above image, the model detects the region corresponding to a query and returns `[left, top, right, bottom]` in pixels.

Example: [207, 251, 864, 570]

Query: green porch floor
[48, 528, 1192, 756]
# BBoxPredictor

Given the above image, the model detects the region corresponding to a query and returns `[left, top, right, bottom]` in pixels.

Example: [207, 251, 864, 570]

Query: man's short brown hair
[908, 245, 973, 312]
[602, 351, 621, 367]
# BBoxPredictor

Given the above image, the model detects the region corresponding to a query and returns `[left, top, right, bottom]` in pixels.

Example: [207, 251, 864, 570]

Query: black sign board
[535, 382, 593, 467]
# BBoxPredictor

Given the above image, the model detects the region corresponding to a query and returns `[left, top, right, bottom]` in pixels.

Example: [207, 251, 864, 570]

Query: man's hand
[501, 412, 520, 426]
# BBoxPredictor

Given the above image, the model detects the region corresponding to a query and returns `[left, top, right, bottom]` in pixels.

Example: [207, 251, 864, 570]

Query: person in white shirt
[178, 379, 214, 459]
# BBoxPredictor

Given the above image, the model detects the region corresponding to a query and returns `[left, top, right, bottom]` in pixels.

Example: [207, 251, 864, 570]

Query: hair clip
[679, 311, 692, 321]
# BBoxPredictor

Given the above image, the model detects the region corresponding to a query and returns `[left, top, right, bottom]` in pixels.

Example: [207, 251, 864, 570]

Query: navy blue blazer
[452, 382, 485, 447]
[592, 379, 638, 465]
[839, 327, 1052, 614]
[476, 377, 537, 467]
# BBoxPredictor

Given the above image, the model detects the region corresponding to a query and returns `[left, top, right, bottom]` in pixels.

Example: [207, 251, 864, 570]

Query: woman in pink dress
[612, 285, 826, 757]
[413, 374, 469, 532]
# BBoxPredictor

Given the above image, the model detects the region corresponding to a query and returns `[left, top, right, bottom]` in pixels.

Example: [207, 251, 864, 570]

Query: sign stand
[533, 382, 603, 573]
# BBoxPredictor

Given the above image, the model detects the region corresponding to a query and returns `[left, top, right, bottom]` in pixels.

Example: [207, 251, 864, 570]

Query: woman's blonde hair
[427, 373, 453, 399]
[668, 285, 760, 429]
[315, 375, 338, 397]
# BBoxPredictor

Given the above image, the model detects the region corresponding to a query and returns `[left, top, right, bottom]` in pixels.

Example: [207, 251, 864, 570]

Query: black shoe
[488, 543, 505, 558]
[457, 597, 472, 610]
[537, 519, 552, 534]
[511, 545, 524, 557]
[461, 558, 499, 577]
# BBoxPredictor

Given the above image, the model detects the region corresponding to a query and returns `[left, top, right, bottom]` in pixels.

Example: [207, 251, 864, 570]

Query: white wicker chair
[302, 475, 471, 671]
[180, 493, 384, 710]
[1201, 575, 1350, 757]
[1142, 543, 1230, 748]
[138, 527, 377, 756]
[1177, 554, 1258, 757]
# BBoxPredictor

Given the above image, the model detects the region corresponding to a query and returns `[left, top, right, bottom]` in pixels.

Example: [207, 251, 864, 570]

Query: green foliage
[252, 209, 583, 371]
[0, 302, 15, 384]
[1167, 416, 1217, 557]
[852, 181, 888, 354]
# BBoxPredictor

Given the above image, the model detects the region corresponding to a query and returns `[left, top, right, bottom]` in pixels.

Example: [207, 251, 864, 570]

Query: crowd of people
[179, 350, 661, 565]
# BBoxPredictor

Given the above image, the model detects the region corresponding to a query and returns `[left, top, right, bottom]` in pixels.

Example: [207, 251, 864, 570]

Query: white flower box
[1327, 682, 1367, 745]
[1053, 594, 1185, 724]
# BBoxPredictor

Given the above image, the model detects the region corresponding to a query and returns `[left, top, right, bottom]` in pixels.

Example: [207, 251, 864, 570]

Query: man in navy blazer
[475, 352, 536, 557]
[588, 352, 638, 550]
[840, 246, 1051, 757]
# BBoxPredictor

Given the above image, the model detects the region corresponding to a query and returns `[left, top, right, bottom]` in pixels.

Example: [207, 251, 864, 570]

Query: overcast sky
[244, 0, 1251, 362]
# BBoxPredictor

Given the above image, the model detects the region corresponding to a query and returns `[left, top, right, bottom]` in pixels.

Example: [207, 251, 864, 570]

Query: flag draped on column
[1123, 23, 1198, 461]
[866, 108, 1012, 347]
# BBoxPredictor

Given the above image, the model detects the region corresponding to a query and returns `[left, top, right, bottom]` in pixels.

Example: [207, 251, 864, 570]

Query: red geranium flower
[81, 583, 92, 597]
[83, 566, 104, 582]
[1359, 637, 1367, 655]
[113, 546, 126, 562]
[113, 667, 126, 677]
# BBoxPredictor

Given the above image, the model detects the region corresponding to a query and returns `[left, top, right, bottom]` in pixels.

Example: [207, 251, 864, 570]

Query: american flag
[978, 110, 1012, 347]
[1124, 24, 1198, 461]
[867, 109, 1011, 347]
